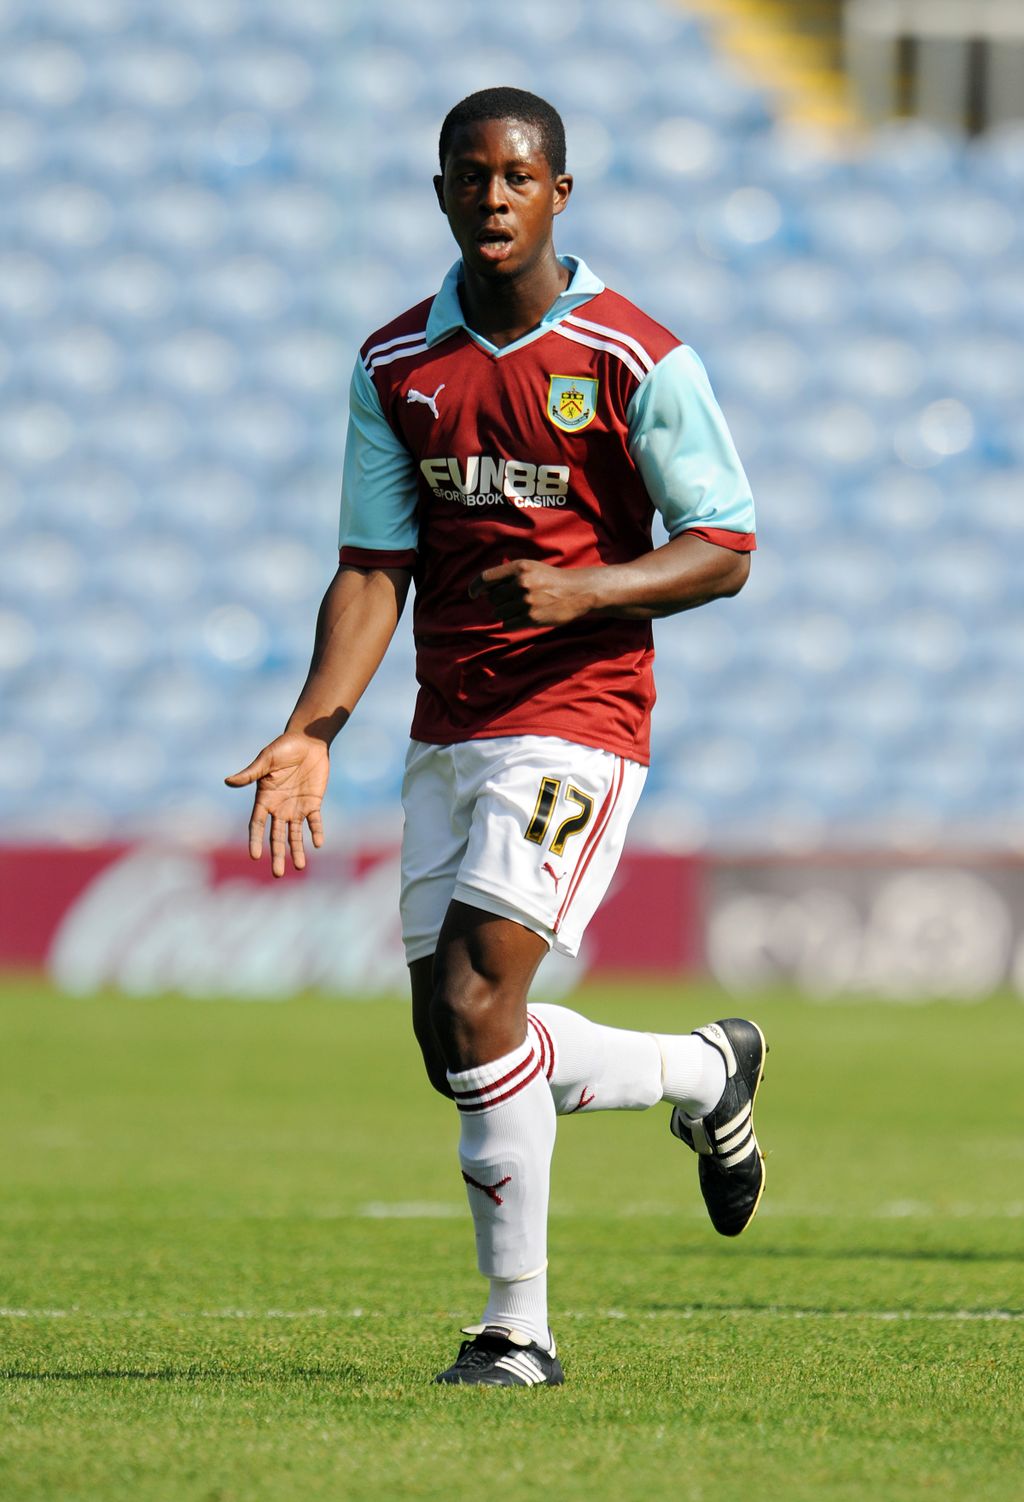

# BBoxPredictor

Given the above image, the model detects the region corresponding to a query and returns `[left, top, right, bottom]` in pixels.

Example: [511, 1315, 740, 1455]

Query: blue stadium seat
[622, 115, 735, 193]
[861, 258, 975, 333]
[141, 327, 242, 406]
[120, 183, 232, 265]
[209, 46, 317, 117]
[803, 188, 911, 264]
[0, 108, 47, 187]
[71, 253, 179, 331]
[857, 120, 961, 191]
[186, 254, 295, 331]
[201, 393, 310, 469]
[0, 38, 91, 115]
[93, 44, 203, 116]
[914, 191, 1017, 268]
[57, 114, 171, 189]
[36, 0, 136, 39]
[147, 461, 259, 536]
[20, 322, 126, 400]
[979, 266, 1024, 334]
[752, 259, 862, 332]
[970, 121, 1024, 199]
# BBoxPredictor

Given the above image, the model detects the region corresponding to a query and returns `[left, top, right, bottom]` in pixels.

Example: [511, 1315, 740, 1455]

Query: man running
[228, 87, 766, 1388]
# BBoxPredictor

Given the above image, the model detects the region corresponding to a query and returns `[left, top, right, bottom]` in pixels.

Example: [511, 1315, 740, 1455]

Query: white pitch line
[1, 1307, 1021, 1323]
[359, 1202, 463, 1219]
[3, 1202, 1021, 1225]
[354, 1201, 1024, 1220]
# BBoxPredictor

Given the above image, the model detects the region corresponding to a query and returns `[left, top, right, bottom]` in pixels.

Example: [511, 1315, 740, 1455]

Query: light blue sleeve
[338, 357, 419, 552]
[627, 345, 755, 540]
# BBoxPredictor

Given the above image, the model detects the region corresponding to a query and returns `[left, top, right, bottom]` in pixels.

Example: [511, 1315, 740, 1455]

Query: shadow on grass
[680, 1245, 1023, 1264]
[644, 1301, 1022, 1317]
[1, 1366, 364, 1382]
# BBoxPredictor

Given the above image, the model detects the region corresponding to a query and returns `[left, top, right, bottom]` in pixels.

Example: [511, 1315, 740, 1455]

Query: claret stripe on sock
[452, 1050, 543, 1113]
[526, 1013, 556, 1081]
[450, 1048, 535, 1103]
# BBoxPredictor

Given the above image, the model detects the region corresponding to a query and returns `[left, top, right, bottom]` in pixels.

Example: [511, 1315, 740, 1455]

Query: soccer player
[227, 88, 766, 1388]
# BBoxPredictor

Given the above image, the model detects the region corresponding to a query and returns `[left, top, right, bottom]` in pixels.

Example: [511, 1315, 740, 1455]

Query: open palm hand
[225, 732, 330, 877]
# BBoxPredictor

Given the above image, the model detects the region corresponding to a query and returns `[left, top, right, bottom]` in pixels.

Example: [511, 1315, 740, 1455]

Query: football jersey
[339, 256, 755, 764]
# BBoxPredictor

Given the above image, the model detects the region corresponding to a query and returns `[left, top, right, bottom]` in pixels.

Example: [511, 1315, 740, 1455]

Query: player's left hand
[469, 559, 596, 628]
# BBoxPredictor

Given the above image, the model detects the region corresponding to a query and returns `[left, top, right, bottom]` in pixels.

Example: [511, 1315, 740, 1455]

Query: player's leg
[528, 1003, 768, 1237]
[431, 900, 562, 1386]
[432, 732, 767, 1241]
[409, 955, 450, 1097]
[400, 739, 467, 1099]
[399, 739, 562, 1384]
[525, 1002, 726, 1118]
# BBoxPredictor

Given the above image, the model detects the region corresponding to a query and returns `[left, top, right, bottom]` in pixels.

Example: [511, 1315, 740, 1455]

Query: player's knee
[429, 971, 505, 1056]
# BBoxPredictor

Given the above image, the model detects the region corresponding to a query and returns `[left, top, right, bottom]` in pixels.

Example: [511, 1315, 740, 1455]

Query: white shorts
[400, 735, 647, 963]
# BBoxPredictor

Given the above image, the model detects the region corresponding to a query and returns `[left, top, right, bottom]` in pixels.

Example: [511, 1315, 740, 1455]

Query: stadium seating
[1, 0, 1021, 850]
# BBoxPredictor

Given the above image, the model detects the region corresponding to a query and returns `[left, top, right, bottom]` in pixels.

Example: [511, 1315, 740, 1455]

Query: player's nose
[478, 173, 509, 212]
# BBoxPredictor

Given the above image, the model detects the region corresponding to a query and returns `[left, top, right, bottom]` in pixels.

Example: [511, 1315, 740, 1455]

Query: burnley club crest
[547, 374, 598, 433]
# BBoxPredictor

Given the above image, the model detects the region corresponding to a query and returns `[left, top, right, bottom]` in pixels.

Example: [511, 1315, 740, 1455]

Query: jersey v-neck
[424, 254, 605, 358]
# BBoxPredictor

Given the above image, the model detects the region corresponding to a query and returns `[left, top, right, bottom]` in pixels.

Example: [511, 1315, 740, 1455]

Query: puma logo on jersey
[462, 1170, 513, 1206]
[406, 383, 445, 420]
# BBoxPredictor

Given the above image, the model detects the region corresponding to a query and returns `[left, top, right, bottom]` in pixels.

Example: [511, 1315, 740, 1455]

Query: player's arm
[471, 345, 754, 627]
[226, 356, 418, 876]
[225, 563, 411, 876]
[471, 529, 747, 625]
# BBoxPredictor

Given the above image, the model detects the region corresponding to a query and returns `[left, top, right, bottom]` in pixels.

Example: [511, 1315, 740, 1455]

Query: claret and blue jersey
[339, 256, 756, 764]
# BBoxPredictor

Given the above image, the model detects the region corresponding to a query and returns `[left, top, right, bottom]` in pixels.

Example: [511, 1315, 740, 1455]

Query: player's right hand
[224, 732, 330, 878]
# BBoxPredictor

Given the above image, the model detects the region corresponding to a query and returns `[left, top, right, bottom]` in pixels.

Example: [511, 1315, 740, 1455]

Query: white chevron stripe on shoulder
[366, 340, 430, 374]
[364, 329, 428, 364]
[563, 313, 655, 373]
[551, 324, 648, 383]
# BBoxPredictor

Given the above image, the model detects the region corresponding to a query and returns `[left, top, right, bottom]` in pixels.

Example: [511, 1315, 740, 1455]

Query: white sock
[448, 1037, 555, 1348]
[481, 1266, 549, 1348]
[527, 1004, 726, 1119]
[653, 1031, 727, 1117]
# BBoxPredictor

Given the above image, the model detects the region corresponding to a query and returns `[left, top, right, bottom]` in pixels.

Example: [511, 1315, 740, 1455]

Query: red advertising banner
[0, 844, 703, 998]
[4, 845, 1023, 1001]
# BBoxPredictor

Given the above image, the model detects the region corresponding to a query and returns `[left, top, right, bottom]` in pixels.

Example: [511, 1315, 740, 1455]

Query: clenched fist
[469, 558, 598, 629]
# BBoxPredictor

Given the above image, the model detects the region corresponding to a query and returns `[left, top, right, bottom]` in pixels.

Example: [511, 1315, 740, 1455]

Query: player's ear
[434, 174, 447, 213]
[552, 173, 573, 217]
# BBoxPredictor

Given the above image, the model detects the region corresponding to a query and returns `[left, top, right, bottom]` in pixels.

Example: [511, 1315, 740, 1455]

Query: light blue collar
[425, 254, 605, 354]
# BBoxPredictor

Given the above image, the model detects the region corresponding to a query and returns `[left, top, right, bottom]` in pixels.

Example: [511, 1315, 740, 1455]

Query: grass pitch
[1, 977, 1021, 1501]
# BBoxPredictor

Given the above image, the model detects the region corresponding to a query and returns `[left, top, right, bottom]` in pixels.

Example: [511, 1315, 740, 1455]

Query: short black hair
[438, 87, 566, 176]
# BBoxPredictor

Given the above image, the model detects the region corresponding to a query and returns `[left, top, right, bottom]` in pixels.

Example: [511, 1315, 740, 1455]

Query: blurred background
[1, 0, 1023, 999]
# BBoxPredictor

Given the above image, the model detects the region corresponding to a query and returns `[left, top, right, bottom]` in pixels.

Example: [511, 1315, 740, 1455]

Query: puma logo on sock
[462, 1171, 512, 1206]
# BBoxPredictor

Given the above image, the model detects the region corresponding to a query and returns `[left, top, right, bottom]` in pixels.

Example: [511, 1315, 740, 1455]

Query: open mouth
[475, 227, 514, 261]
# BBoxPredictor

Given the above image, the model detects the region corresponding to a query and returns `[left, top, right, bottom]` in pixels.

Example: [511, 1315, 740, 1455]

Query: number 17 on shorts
[399, 736, 648, 962]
